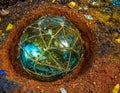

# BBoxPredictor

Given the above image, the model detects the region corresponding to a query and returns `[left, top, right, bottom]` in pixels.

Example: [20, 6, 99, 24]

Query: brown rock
[0, 9, 9, 16]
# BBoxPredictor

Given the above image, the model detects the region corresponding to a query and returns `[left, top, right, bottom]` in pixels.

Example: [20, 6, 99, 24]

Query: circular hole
[0, 5, 97, 82]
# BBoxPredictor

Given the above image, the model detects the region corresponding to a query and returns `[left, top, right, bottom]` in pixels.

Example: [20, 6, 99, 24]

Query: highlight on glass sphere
[18, 15, 83, 81]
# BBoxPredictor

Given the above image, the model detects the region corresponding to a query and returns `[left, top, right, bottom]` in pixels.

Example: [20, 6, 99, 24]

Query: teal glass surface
[18, 15, 83, 81]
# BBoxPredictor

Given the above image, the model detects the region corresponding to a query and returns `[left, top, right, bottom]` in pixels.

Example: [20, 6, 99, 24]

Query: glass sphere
[18, 15, 83, 81]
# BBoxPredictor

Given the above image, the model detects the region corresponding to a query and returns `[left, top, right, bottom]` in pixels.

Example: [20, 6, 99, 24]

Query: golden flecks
[115, 38, 120, 44]
[2, 33, 5, 36]
[112, 84, 120, 93]
[52, 0, 56, 3]
[68, 1, 76, 9]
[6, 23, 14, 31]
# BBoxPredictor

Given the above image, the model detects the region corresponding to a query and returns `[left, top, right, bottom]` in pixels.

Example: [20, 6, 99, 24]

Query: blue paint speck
[0, 70, 7, 76]
[0, 77, 22, 93]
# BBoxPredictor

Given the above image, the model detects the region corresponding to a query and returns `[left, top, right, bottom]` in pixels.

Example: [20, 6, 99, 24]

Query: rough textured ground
[0, 0, 120, 93]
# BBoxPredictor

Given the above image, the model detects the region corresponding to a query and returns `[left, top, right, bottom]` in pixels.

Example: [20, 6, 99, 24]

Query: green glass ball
[18, 15, 83, 81]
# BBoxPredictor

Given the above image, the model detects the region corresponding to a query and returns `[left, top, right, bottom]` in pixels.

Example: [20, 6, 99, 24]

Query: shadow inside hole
[79, 29, 96, 75]
[63, 25, 97, 81]
[9, 43, 34, 80]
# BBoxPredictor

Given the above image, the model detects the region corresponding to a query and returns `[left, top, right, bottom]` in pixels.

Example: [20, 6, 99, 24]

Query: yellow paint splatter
[68, 1, 76, 9]
[2, 33, 5, 36]
[52, 0, 56, 3]
[6, 23, 14, 31]
[112, 84, 120, 93]
[115, 38, 120, 44]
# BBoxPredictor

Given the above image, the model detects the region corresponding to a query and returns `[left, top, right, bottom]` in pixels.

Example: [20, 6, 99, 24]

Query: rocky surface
[0, 0, 120, 93]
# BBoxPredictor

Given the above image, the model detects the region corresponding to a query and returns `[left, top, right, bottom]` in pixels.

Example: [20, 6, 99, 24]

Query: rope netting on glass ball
[18, 15, 83, 81]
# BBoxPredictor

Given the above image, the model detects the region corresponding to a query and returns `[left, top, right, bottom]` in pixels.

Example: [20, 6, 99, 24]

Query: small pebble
[117, 29, 120, 33]
[104, 8, 112, 13]
[1, 33, 6, 42]
[93, 82, 96, 85]
[91, 1, 100, 7]
[114, 76, 117, 79]
[36, 86, 40, 89]
[27, 80, 31, 83]
[0, 9, 9, 16]
[84, 14, 93, 20]
[92, 64, 97, 68]
[83, 6, 88, 11]
[2, 35, 6, 39]
[78, 7, 82, 10]
[75, 82, 79, 86]
[78, 7, 82, 13]
[60, 88, 67, 93]
[79, 82, 83, 86]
